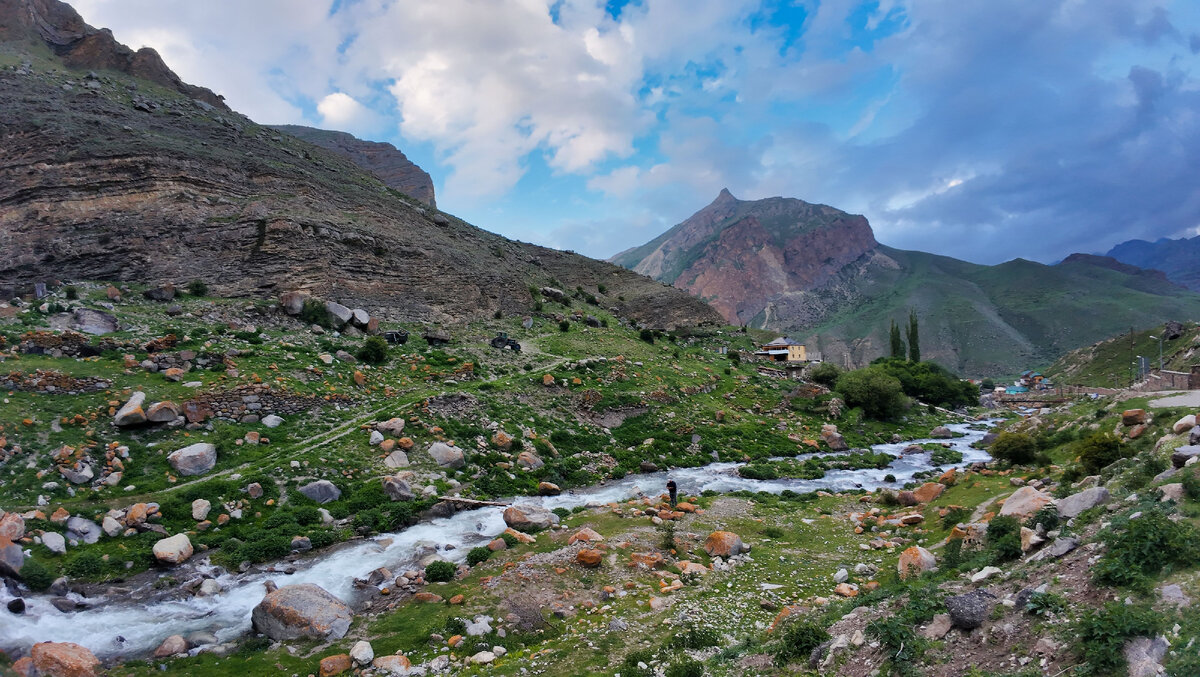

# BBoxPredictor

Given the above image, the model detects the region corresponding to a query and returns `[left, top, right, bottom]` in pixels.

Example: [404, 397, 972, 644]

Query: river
[0, 419, 994, 659]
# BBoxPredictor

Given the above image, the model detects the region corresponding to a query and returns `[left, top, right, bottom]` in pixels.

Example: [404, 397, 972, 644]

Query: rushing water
[0, 420, 994, 659]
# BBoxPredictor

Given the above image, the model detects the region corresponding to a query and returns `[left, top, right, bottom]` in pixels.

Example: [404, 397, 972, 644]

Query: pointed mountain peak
[713, 187, 738, 204]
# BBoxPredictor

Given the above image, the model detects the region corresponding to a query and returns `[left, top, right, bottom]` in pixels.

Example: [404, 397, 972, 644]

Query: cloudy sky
[72, 0, 1200, 265]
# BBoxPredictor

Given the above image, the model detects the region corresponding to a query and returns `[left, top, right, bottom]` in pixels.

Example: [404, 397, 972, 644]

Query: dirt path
[1147, 390, 1200, 408]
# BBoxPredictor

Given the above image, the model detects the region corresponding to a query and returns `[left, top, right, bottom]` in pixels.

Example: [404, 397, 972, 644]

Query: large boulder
[0, 512, 24, 541]
[1122, 409, 1147, 426]
[71, 308, 118, 335]
[383, 449, 409, 468]
[998, 486, 1054, 519]
[913, 482, 945, 503]
[65, 517, 101, 545]
[382, 476, 414, 502]
[0, 538, 23, 577]
[279, 291, 309, 315]
[114, 391, 147, 426]
[325, 301, 353, 328]
[30, 642, 101, 677]
[703, 531, 748, 558]
[502, 504, 559, 532]
[946, 589, 996, 630]
[930, 426, 953, 439]
[515, 451, 544, 470]
[376, 418, 406, 436]
[153, 534, 194, 564]
[167, 443, 217, 476]
[428, 442, 465, 469]
[145, 401, 181, 423]
[1173, 415, 1197, 434]
[897, 546, 937, 579]
[251, 583, 353, 641]
[1055, 486, 1110, 519]
[1171, 445, 1200, 468]
[299, 480, 342, 504]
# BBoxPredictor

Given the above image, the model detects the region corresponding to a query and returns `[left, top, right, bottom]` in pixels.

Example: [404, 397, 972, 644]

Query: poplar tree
[907, 309, 920, 363]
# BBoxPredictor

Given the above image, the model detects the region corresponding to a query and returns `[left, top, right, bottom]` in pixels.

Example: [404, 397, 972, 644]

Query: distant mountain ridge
[614, 191, 1200, 376]
[1105, 236, 1200, 292]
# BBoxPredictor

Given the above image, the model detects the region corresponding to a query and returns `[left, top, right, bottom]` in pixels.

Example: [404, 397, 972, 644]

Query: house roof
[763, 337, 801, 347]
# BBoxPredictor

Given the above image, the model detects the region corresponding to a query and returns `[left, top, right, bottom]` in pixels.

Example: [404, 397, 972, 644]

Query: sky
[70, 0, 1200, 265]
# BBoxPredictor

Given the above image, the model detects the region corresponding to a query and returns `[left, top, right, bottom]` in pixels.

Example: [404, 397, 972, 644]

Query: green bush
[559, 320, 570, 332]
[930, 447, 963, 465]
[668, 624, 721, 649]
[940, 506, 972, 531]
[810, 362, 841, 386]
[774, 620, 830, 666]
[986, 515, 1023, 563]
[989, 432, 1038, 465]
[186, 279, 208, 296]
[1074, 602, 1164, 675]
[500, 532, 520, 548]
[1182, 469, 1200, 501]
[64, 551, 104, 578]
[467, 546, 492, 566]
[425, 560, 456, 582]
[1092, 508, 1200, 589]
[866, 616, 924, 676]
[639, 328, 654, 344]
[299, 298, 331, 328]
[664, 657, 704, 677]
[357, 336, 389, 365]
[1025, 505, 1059, 532]
[551, 507, 571, 520]
[1025, 592, 1067, 617]
[620, 650, 655, 677]
[869, 357, 979, 408]
[64, 285, 78, 300]
[235, 534, 291, 563]
[835, 367, 908, 419]
[1076, 432, 1126, 475]
[19, 558, 53, 591]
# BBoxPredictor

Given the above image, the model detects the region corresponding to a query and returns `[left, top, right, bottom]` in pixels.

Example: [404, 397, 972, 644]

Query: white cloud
[316, 92, 377, 132]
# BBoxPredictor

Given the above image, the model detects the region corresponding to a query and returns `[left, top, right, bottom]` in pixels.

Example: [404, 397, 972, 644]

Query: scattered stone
[897, 546, 936, 579]
[537, 481, 561, 496]
[971, 566, 1002, 583]
[1056, 486, 1110, 519]
[1171, 445, 1200, 468]
[42, 531, 66, 555]
[192, 499, 212, 521]
[1124, 636, 1169, 677]
[1173, 414, 1197, 434]
[930, 426, 953, 438]
[154, 635, 189, 658]
[319, 654, 352, 677]
[167, 443, 217, 476]
[946, 589, 996, 630]
[153, 534, 194, 564]
[372, 654, 412, 675]
[502, 505, 558, 532]
[576, 549, 603, 567]
[262, 414, 284, 428]
[921, 613, 952, 640]
[298, 480, 342, 504]
[427, 442, 466, 469]
[30, 642, 101, 677]
[1160, 584, 1191, 608]
[1159, 483, 1185, 502]
[516, 451, 544, 470]
[913, 482, 945, 503]
[998, 486, 1054, 519]
[65, 517, 101, 545]
[1122, 409, 1147, 426]
[703, 531, 748, 558]
[383, 448, 410, 468]
[382, 476, 414, 502]
[114, 392, 147, 426]
[377, 418, 406, 435]
[568, 528, 604, 545]
[251, 583, 353, 640]
[1029, 537, 1079, 562]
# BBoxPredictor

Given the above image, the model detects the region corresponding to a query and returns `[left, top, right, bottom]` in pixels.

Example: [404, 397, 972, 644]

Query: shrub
[19, 558, 53, 591]
[299, 298, 330, 328]
[774, 619, 830, 666]
[425, 560, 456, 582]
[867, 616, 924, 675]
[559, 320, 570, 332]
[1025, 591, 1067, 617]
[620, 650, 655, 677]
[989, 432, 1037, 465]
[64, 551, 104, 578]
[500, 533, 520, 548]
[940, 506, 972, 531]
[1092, 508, 1200, 589]
[664, 658, 704, 677]
[942, 538, 965, 570]
[467, 546, 492, 566]
[1182, 469, 1200, 501]
[639, 328, 655, 344]
[668, 624, 721, 649]
[235, 534, 291, 563]
[986, 515, 1023, 563]
[1076, 432, 1126, 475]
[293, 506, 321, 526]
[1074, 602, 1164, 674]
[186, 279, 208, 297]
[552, 507, 571, 520]
[64, 285, 78, 300]
[931, 447, 963, 465]
[357, 336, 389, 365]
[1025, 505, 1059, 532]
[835, 367, 908, 420]
[810, 362, 841, 387]
[883, 473, 896, 483]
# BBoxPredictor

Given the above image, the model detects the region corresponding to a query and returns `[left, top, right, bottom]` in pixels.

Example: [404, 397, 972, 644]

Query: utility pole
[1149, 333, 1164, 372]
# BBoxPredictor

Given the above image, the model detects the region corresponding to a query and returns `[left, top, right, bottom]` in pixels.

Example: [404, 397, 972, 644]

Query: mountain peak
[713, 187, 738, 204]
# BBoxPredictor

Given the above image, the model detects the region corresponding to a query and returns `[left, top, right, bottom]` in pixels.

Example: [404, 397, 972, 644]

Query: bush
[774, 620, 830, 666]
[1025, 505, 1059, 532]
[425, 560, 456, 582]
[835, 367, 908, 419]
[1092, 508, 1200, 589]
[989, 432, 1037, 465]
[1182, 469, 1200, 501]
[467, 546, 492, 566]
[1025, 591, 1067, 617]
[930, 447, 963, 465]
[64, 551, 104, 578]
[357, 336, 389, 365]
[986, 515, 1023, 563]
[559, 320, 570, 332]
[1074, 602, 1164, 674]
[810, 362, 841, 387]
[19, 558, 53, 591]
[664, 658, 704, 677]
[551, 507, 571, 520]
[500, 532, 520, 548]
[186, 279, 208, 297]
[620, 650, 655, 677]
[235, 534, 291, 563]
[299, 298, 330, 328]
[64, 285, 78, 300]
[1076, 432, 1126, 475]
[668, 624, 721, 649]
[639, 328, 654, 344]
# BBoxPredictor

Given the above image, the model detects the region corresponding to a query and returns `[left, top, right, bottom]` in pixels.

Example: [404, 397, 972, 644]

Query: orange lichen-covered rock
[576, 549, 603, 567]
[913, 482, 945, 503]
[30, 642, 101, 677]
[319, 654, 352, 677]
[897, 546, 936, 580]
[703, 531, 747, 558]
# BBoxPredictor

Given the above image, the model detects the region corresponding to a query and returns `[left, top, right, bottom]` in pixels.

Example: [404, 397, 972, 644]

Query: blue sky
[72, 0, 1200, 265]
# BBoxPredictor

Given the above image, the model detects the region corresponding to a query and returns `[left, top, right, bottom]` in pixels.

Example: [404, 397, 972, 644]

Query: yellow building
[755, 337, 808, 363]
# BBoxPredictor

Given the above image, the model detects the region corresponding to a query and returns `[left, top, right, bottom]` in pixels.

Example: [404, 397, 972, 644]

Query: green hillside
[786, 248, 1200, 378]
[1047, 322, 1200, 387]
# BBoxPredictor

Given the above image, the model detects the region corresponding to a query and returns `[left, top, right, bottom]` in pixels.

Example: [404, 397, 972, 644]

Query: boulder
[897, 546, 936, 579]
[143, 284, 176, 302]
[921, 614, 952, 640]
[70, 308, 118, 335]
[30, 642, 101, 677]
[1173, 415, 1197, 434]
[251, 583, 353, 641]
[1029, 537, 1079, 562]
[1122, 409, 1147, 426]
[319, 654, 352, 677]
[0, 538, 24, 576]
[538, 481, 561, 496]
[114, 392, 147, 426]
[167, 443, 217, 477]
[279, 291, 308, 315]
[192, 499, 211, 521]
[913, 482, 945, 503]
[372, 655, 413, 675]
[154, 635, 189, 657]
[298, 480, 342, 504]
[369, 430, 385, 446]
[502, 504, 559, 532]
[383, 449, 410, 468]
[376, 418, 406, 435]
[153, 534, 194, 564]
[42, 531, 66, 555]
[576, 549, 603, 567]
[946, 589, 996, 630]
[1159, 483, 1185, 502]
[930, 426, 953, 439]
[703, 531, 747, 558]
[428, 442, 466, 469]
[1124, 636, 1169, 677]
[568, 528, 604, 545]
[1020, 527, 1045, 552]
[65, 517, 101, 545]
[350, 308, 370, 327]
[350, 640, 375, 666]
[1055, 486, 1110, 519]
[145, 401, 181, 423]
[325, 301, 353, 327]
[998, 486, 1054, 519]
[516, 451, 544, 470]
[382, 476, 414, 502]
[262, 414, 284, 428]
[0, 512, 24, 541]
[1171, 445, 1200, 468]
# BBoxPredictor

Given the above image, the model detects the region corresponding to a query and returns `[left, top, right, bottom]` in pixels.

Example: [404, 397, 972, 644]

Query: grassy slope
[791, 247, 1200, 379]
[1047, 322, 1200, 387]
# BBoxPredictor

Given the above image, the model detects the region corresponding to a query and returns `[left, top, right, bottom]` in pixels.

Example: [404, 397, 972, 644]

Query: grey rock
[350, 308, 370, 327]
[921, 613, 952, 639]
[70, 308, 118, 335]
[41, 531, 66, 554]
[334, 349, 356, 364]
[251, 583, 352, 641]
[1029, 537, 1079, 562]
[167, 443, 217, 476]
[262, 414, 284, 428]
[298, 480, 341, 504]
[114, 391, 147, 426]
[930, 426, 953, 439]
[325, 301, 353, 327]
[1055, 486, 1110, 519]
[946, 589, 996, 630]
[1124, 636, 1169, 677]
[66, 516, 102, 544]
[383, 449, 409, 468]
[1160, 583, 1191, 608]
[1171, 445, 1200, 468]
[428, 442, 466, 469]
[382, 476, 414, 502]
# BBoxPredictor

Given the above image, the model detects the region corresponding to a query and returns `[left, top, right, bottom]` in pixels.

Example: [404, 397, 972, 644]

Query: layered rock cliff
[269, 125, 436, 208]
[0, 0, 720, 329]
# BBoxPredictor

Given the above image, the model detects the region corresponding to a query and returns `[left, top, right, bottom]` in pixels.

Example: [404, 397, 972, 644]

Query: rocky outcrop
[252, 584, 353, 641]
[167, 443, 216, 477]
[271, 125, 436, 207]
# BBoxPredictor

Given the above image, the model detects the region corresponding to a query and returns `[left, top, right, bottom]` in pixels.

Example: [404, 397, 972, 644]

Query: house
[754, 337, 808, 363]
[1019, 371, 1044, 387]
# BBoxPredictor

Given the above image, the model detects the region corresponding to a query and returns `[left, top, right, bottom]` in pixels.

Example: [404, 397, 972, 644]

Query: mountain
[0, 0, 720, 329]
[614, 191, 1200, 375]
[1105, 236, 1200, 292]
[268, 125, 436, 208]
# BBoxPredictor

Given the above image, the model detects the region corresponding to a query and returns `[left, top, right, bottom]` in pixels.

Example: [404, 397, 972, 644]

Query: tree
[907, 309, 920, 362]
[889, 320, 905, 359]
[835, 367, 908, 419]
[810, 362, 842, 387]
[989, 431, 1038, 465]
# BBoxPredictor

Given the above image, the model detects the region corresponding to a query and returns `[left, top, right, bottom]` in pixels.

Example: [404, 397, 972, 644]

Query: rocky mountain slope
[268, 125, 436, 208]
[0, 0, 720, 330]
[614, 191, 1200, 376]
[1106, 236, 1200, 292]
